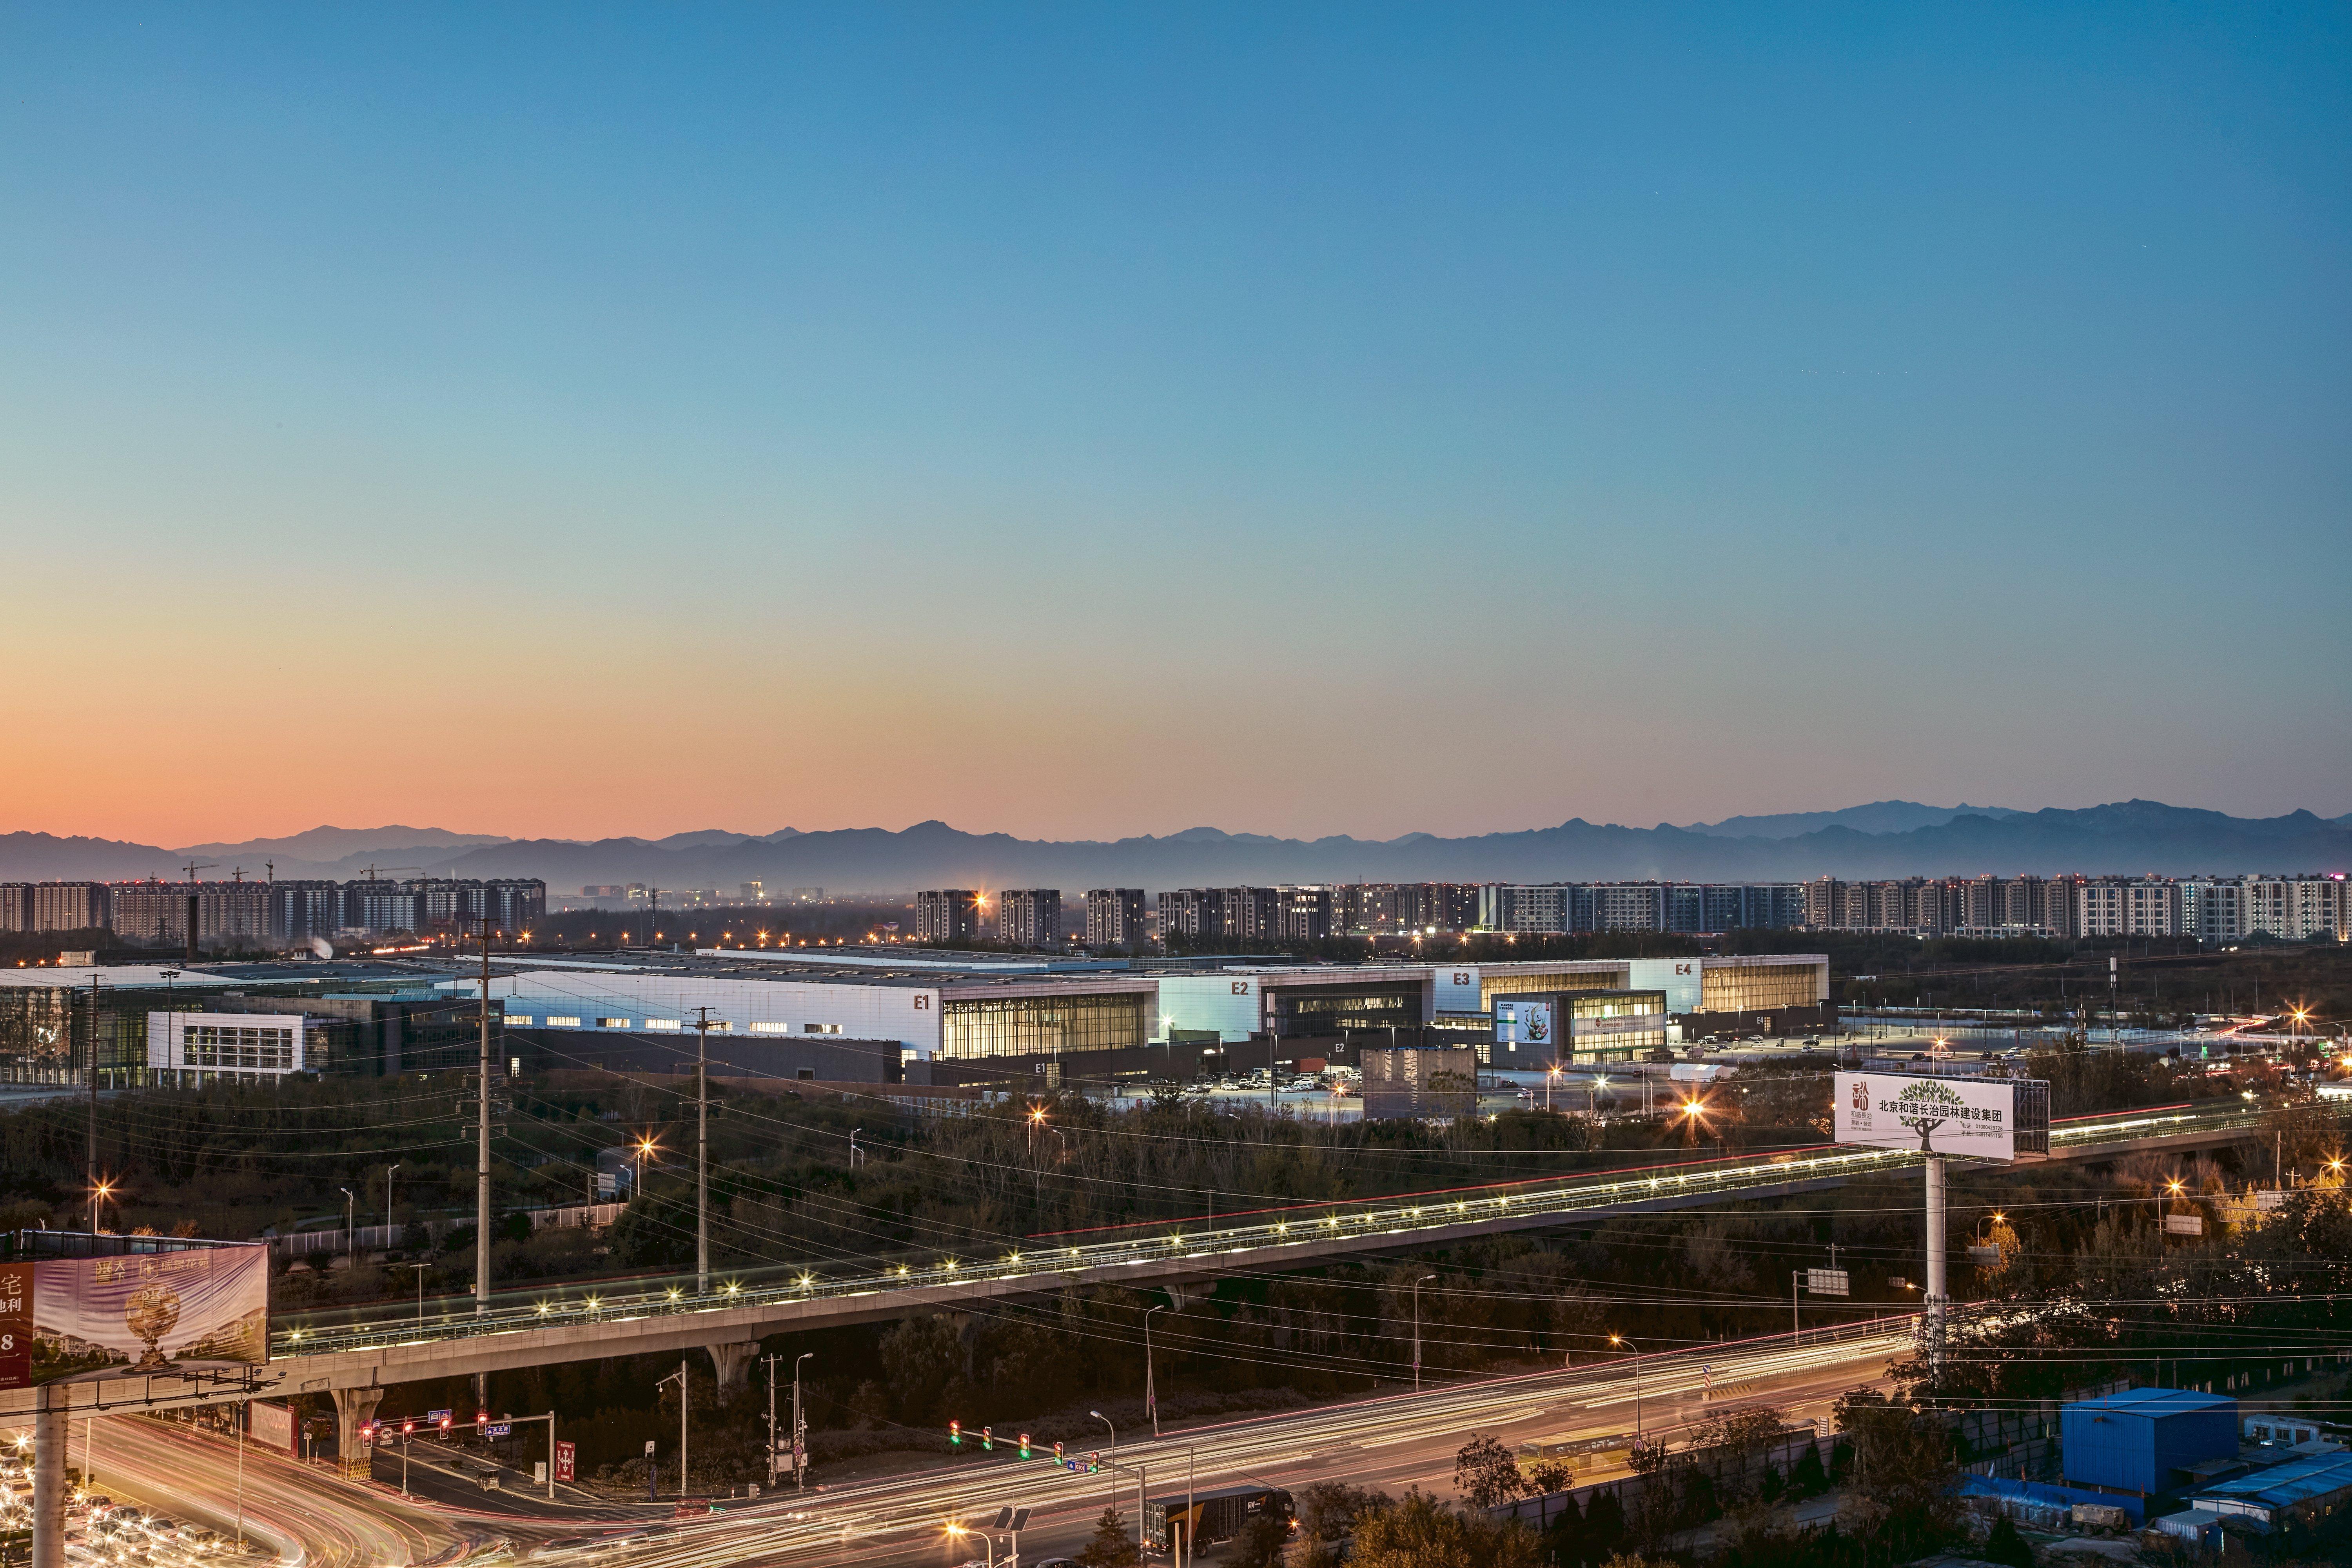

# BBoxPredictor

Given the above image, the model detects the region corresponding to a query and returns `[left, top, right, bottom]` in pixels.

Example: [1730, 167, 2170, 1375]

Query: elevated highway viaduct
[6, 1096, 2334, 1562]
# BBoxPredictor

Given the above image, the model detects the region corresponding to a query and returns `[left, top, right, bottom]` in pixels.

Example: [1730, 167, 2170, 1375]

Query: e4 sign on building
[1834, 1072, 2019, 1161]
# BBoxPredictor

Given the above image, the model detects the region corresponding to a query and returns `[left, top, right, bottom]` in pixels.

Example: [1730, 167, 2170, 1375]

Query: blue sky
[3, 4, 2347, 842]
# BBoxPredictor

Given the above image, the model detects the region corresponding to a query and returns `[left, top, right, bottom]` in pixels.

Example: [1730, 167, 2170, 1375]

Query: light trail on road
[513, 1324, 1911, 1567]
[76, 1416, 478, 1568]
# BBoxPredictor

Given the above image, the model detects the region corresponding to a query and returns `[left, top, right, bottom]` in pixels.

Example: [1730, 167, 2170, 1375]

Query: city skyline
[5, 4, 2348, 844]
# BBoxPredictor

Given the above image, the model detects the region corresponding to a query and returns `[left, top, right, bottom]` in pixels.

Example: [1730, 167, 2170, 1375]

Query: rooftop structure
[2194, 1450, 2352, 1528]
[2062, 1387, 2239, 1497]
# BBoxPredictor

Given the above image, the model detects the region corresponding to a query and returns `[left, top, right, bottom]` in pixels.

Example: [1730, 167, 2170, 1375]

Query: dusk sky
[4, 4, 2347, 847]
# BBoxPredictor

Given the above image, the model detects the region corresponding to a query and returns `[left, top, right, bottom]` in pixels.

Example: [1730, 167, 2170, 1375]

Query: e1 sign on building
[1833, 1072, 2017, 1161]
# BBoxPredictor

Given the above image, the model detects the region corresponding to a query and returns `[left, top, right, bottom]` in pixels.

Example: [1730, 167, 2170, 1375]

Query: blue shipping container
[2062, 1388, 2239, 1496]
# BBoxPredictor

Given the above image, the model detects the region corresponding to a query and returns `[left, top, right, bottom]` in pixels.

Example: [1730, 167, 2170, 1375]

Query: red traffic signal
[437, 1414, 452, 1432]
[401, 1419, 416, 1437]
[474, 1411, 489, 1430]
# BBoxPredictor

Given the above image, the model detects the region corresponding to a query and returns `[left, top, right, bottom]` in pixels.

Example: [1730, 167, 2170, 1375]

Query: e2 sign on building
[1833, 1072, 2018, 1161]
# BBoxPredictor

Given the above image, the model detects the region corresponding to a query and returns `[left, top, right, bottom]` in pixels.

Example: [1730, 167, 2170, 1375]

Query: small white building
[147, 1011, 312, 1083]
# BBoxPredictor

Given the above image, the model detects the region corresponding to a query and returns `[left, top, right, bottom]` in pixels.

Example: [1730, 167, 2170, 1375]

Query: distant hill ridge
[3, 800, 2347, 889]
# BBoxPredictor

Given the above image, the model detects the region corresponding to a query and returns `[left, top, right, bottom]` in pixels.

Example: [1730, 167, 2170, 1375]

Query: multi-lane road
[65, 1416, 477, 1566]
[546, 1323, 1906, 1566]
[62, 1321, 1901, 1565]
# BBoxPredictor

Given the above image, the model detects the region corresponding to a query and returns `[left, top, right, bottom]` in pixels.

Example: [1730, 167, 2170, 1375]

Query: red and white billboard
[0, 1241, 269, 1389]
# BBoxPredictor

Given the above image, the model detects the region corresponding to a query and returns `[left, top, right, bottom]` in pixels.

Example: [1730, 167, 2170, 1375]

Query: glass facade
[1564, 990, 1668, 1065]
[1700, 960, 1824, 1014]
[1478, 966, 1629, 1011]
[1266, 983, 1423, 1038]
[941, 991, 1149, 1059]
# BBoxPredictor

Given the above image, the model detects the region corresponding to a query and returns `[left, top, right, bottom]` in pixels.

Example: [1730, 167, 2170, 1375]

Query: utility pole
[1924, 1153, 1947, 1386]
[1145, 1304, 1165, 1439]
[475, 916, 495, 1316]
[691, 1006, 715, 1294]
[85, 975, 101, 1229]
[763, 1354, 779, 1488]
[793, 1352, 811, 1491]
[1412, 1274, 1436, 1393]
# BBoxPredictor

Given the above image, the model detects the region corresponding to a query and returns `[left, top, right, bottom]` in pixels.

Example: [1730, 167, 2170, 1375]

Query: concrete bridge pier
[32, 1385, 66, 1568]
[706, 1341, 762, 1396]
[331, 1386, 384, 1480]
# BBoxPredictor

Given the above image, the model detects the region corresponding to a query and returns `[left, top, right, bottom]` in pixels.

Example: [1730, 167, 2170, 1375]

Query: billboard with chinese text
[0, 1238, 269, 1389]
[1833, 1072, 2017, 1161]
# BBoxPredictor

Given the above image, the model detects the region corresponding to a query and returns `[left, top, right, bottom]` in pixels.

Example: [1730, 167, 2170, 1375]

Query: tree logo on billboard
[1890, 1079, 1967, 1151]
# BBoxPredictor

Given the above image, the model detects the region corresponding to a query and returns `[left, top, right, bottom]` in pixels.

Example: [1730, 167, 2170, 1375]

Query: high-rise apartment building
[1279, 886, 1333, 942]
[107, 881, 272, 944]
[2075, 876, 2181, 938]
[0, 882, 109, 933]
[996, 888, 1062, 949]
[1219, 887, 1281, 942]
[1156, 887, 1224, 942]
[1085, 889, 1147, 949]
[915, 889, 980, 944]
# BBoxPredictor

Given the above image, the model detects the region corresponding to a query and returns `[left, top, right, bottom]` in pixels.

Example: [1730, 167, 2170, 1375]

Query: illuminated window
[941, 993, 1147, 1059]
[546, 1016, 582, 1028]
[183, 1025, 296, 1071]
[597, 1017, 630, 1029]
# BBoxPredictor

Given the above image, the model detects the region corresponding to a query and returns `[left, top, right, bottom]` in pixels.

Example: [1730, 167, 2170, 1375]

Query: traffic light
[1053, 1441, 1065, 1464]
[437, 1414, 452, 1434]
[981, 1425, 994, 1452]
[401, 1420, 416, 1438]
[474, 1412, 489, 1434]
[949, 1420, 962, 1448]
[1087, 1451, 1100, 1473]
[1018, 1432, 1032, 1459]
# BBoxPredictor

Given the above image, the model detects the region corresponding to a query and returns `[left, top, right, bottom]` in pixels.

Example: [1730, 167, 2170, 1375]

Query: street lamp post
[1611, 1334, 1644, 1440]
[385, 1163, 401, 1242]
[339, 1187, 355, 1260]
[1412, 1274, 1436, 1393]
[1090, 1410, 1116, 1520]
